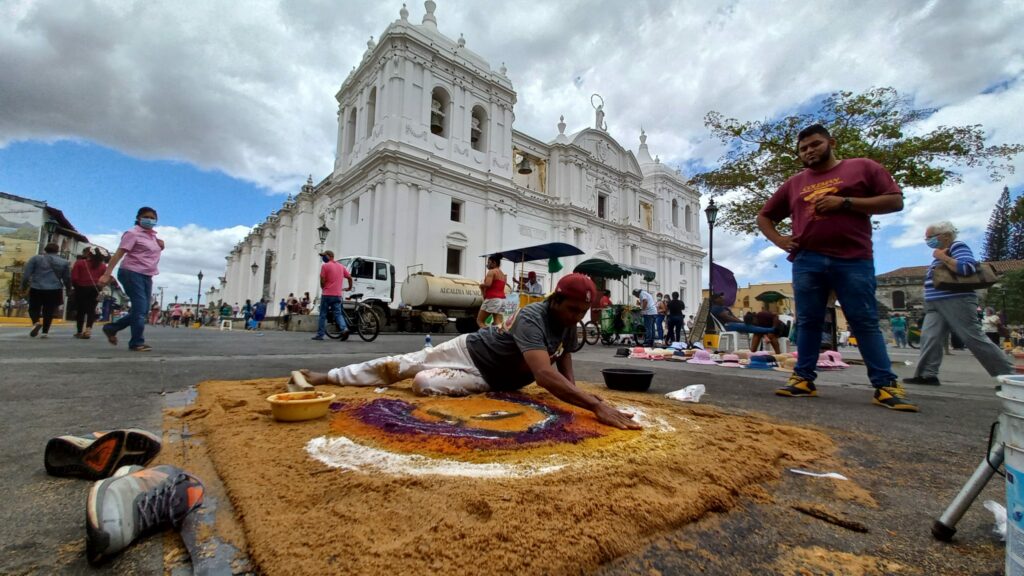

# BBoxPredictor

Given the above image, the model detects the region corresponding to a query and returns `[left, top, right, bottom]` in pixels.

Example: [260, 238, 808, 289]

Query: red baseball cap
[555, 273, 596, 304]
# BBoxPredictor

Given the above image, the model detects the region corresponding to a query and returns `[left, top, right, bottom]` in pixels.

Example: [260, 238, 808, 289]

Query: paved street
[0, 324, 1012, 574]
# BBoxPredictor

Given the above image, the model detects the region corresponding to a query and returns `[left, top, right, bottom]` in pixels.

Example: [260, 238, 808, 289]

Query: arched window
[684, 204, 693, 232]
[345, 107, 357, 155]
[892, 290, 906, 310]
[672, 199, 679, 227]
[430, 87, 450, 137]
[470, 105, 487, 152]
[365, 87, 376, 138]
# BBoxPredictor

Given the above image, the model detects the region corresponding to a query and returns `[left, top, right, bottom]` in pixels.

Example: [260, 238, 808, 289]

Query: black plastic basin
[601, 368, 654, 392]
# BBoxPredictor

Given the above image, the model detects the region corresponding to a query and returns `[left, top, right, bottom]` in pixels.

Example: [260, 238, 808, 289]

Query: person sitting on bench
[710, 294, 778, 338]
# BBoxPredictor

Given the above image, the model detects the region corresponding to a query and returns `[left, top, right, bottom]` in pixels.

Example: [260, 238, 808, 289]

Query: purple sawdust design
[349, 393, 600, 445]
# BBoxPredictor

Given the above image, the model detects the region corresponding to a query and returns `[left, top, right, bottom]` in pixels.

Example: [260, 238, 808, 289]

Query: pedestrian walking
[477, 255, 508, 329]
[757, 124, 917, 411]
[22, 242, 71, 338]
[655, 293, 667, 343]
[170, 303, 183, 327]
[242, 299, 253, 330]
[903, 222, 1013, 385]
[982, 307, 1002, 347]
[890, 313, 908, 348]
[666, 291, 685, 343]
[311, 251, 353, 340]
[71, 247, 107, 339]
[98, 207, 164, 352]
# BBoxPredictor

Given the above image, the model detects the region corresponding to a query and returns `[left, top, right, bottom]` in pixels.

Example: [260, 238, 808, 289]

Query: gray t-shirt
[22, 254, 71, 291]
[465, 301, 576, 391]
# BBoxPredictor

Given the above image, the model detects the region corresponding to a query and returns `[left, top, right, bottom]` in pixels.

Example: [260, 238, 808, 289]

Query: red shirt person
[756, 124, 916, 412]
[312, 250, 353, 341]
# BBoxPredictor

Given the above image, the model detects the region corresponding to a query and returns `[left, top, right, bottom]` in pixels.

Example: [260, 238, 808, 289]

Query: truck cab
[337, 256, 395, 322]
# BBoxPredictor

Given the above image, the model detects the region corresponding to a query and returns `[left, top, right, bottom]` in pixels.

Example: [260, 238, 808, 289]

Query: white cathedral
[213, 1, 705, 315]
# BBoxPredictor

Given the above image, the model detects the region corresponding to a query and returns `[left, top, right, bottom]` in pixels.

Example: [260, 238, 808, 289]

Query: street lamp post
[704, 198, 719, 300]
[197, 270, 204, 327]
[317, 223, 330, 250]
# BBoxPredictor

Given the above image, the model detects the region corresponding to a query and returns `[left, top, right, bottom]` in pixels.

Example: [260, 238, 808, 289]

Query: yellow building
[702, 281, 848, 328]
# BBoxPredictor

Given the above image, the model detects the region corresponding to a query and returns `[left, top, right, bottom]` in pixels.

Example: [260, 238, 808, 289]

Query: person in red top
[312, 250, 353, 341]
[756, 124, 916, 412]
[71, 247, 108, 339]
[477, 255, 507, 328]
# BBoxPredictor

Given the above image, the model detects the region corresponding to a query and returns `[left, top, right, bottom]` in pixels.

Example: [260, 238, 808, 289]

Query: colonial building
[216, 2, 705, 312]
[876, 260, 1024, 320]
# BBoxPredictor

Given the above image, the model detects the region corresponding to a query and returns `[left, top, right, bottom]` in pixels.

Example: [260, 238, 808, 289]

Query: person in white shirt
[633, 288, 657, 346]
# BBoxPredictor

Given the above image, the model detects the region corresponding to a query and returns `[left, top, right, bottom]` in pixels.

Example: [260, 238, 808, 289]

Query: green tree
[691, 87, 1024, 234]
[986, 269, 1024, 324]
[983, 186, 1013, 261]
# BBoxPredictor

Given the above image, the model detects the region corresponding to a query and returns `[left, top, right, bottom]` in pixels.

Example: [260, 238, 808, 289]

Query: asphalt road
[0, 324, 1013, 575]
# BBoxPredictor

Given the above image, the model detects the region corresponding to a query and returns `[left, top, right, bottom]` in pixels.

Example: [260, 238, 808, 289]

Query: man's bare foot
[299, 369, 332, 386]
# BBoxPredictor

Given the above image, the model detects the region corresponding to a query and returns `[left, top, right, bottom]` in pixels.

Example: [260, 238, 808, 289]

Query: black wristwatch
[841, 197, 853, 211]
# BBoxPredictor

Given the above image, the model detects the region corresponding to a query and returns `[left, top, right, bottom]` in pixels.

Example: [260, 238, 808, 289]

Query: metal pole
[708, 221, 714, 299]
[197, 275, 203, 327]
[933, 442, 1004, 541]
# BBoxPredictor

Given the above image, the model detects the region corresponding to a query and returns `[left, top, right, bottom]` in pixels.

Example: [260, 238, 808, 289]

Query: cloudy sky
[1, 0, 1022, 303]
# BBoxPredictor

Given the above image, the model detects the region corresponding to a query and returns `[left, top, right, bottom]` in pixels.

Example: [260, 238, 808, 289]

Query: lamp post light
[197, 270, 204, 327]
[704, 197, 719, 300]
[251, 262, 259, 275]
[317, 223, 330, 249]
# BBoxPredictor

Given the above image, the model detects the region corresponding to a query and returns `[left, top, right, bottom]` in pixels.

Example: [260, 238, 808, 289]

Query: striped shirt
[923, 241, 978, 301]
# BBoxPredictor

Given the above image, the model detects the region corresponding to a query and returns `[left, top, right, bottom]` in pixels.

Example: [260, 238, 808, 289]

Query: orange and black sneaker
[873, 383, 919, 412]
[86, 465, 205, 565]
[44, 429, 161, 480]
[776, 375, 817, 397]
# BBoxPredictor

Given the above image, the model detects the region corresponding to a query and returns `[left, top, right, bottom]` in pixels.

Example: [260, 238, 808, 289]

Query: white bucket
[1003, 388, 1024, 575]
[1000, 375, 1024, 402]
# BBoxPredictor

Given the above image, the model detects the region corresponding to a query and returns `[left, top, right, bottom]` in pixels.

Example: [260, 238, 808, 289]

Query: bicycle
[907, 325, 921, 349]
[324, 293, 380, 342]
[571, 320, 602, 352]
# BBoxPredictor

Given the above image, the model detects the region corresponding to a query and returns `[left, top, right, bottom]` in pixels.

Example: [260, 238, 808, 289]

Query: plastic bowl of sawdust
[601, 369, 654, 392]
[266, 391, 337, 422]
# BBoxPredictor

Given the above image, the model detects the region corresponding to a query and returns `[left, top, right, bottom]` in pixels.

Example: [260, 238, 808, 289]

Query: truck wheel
[371, 304, 388, 328]
[455, 317, 478, 334]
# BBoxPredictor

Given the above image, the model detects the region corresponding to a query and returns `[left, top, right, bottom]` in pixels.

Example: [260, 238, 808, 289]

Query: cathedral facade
[214, 2, 705, 313]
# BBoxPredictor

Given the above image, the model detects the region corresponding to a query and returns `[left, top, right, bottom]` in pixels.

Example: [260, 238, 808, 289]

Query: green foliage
[690, 87, 1024, 235]
[983, 186, 1013, 261]
[986, 269, 1024, 325]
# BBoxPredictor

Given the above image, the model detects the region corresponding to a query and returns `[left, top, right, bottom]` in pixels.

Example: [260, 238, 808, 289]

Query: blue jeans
[791, 250, 896, 388]
[108, 269, 151, 348]
[655, 314, 665, 340]
[724, 322, 775, 334]
[317, 295, 348, 337]
[642, 314, 656, 346]
[893, 329, 907, 348]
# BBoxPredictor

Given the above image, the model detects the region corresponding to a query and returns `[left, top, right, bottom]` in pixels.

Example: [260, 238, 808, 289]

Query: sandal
[130, 345, 153, 352]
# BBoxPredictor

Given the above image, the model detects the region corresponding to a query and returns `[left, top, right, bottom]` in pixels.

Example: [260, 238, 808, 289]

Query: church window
[598, 195, 607, 219]
[892, 290, 906, 310]
[446, 246, 462, 275]
[450, 198, 463, 222]
[345, 108, 357, 156]
[672, 199, 679, 227]
[685, 204, 693, 232]
[366, 87, 377, 138]
[430, 87, 450, 137]
[470, 105, 487, 151]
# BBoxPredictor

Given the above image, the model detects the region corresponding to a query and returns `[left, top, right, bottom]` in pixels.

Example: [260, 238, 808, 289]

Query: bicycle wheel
[356, 305, 380, 342]
[907, 330, 920, 349]
[571, 322, 586, 352]
[325, 316, 344, 339]
[583, 321, 601, 345]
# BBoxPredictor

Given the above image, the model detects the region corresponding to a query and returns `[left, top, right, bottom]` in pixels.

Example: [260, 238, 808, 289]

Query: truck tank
[401, 273, 483, 309]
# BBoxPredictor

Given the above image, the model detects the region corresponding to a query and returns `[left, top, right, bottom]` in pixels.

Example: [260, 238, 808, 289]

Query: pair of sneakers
[775, 375, 919, 412]
[45, 429, 205, 565]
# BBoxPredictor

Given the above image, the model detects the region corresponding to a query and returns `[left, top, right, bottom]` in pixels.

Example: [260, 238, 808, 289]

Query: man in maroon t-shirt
[312, 250, 354, 341]
[756, 124, 916, 412]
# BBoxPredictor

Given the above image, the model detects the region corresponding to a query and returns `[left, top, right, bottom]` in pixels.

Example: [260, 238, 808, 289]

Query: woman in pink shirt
[99, 207, 164, 351]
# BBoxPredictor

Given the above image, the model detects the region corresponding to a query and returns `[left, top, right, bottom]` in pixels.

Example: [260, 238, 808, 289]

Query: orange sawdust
[412, 396, 547, 431]
[181, 377, 839, 575]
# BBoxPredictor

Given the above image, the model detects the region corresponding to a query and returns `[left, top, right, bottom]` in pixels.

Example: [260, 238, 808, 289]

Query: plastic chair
[709, 315, 740, 352]
[219, 319, 233, 331]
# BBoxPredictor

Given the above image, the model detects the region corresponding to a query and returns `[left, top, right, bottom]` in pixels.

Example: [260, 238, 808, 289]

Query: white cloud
[87, 224, 250, 305]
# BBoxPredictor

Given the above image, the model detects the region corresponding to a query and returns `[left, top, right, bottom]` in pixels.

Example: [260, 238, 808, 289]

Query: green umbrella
[548, 257, 563, 273]
[755, 290, 791, 303]
[572, 258, 631, 280]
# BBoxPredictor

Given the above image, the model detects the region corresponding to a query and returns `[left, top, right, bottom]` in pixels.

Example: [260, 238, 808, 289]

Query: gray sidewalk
[0, 324, 1012, 574]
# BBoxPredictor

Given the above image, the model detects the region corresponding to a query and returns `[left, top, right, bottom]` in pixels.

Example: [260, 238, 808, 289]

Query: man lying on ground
[298, 273, 641, 430]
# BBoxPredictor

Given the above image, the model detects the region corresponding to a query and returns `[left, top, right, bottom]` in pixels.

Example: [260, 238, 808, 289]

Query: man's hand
[593, 403, 641, 430]
[814, 195, 844, 213]
[932, 248, 947, 260]
[773, 235, 799, 253]
[98, 273, 112, 287]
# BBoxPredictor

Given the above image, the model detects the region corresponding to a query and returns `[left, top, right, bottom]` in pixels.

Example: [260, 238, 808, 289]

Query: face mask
[925, 237, 941, 249]
[138, 218, 157, 229]
[322, 256, 330, 263]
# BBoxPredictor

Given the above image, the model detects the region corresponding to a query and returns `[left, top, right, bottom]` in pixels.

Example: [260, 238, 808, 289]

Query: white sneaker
[40, 333, 48, 339]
